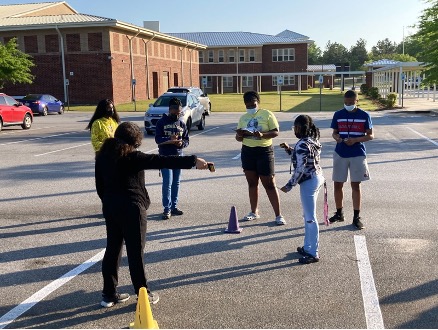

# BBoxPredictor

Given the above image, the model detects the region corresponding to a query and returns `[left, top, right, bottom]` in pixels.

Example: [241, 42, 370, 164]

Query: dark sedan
[22, 94, 64, 116]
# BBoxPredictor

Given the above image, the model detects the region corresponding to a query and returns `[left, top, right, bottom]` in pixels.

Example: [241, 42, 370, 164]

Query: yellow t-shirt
[91, 117, 118, 152]
[237, 109, 279, 147]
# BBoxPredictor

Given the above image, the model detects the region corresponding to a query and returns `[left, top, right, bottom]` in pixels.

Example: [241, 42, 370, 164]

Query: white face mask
[344, 104, 356, 111]
[246, 107, 258, 115]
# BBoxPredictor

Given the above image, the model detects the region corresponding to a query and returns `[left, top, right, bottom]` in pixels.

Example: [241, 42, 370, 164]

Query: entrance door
[162, 71, 169, 93]
[152, 72, 159, 98]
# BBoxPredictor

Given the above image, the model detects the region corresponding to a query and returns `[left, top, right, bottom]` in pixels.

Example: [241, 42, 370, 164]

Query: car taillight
[35, 101, 40, 104]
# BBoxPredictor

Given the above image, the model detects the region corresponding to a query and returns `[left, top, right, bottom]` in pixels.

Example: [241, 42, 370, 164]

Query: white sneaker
[275, 215, 286, 225]
[243, 212, 260, 221]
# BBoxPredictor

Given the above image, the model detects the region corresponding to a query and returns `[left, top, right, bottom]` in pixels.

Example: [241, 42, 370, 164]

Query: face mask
[106, 108, 114, 116]
[344, 104, 356, 111]
[246, 107, 258, 115]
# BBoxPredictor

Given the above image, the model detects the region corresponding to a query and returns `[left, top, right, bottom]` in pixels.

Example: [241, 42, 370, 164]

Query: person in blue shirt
[329, 90, 374, 229]
[155, 97, 189, 220]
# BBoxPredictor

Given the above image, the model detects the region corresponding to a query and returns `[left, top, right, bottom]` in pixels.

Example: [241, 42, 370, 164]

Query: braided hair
[97, 122, 143, 159]
[294, 114, 320, 140]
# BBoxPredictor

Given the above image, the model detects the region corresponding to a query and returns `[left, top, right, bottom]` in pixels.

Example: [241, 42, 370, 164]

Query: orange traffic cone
[129, 287, 159, 329]
[224, 206, 242, 233]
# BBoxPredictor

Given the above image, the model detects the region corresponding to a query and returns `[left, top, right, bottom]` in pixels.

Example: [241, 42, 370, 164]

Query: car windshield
[168, 88, 190, 93]
[154, 95, 187, 107]
[22, 94, 42, 100]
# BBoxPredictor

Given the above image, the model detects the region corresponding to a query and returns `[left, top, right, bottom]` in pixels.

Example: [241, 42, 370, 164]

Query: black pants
[101, 199, 148, 296]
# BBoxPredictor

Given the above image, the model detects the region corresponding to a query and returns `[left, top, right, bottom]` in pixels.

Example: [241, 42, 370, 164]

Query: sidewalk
[396, 93, 438, 113]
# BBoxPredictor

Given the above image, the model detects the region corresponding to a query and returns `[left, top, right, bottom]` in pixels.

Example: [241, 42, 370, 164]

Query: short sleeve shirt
[237, 109, 279, 147]
[330, 108, 373, 158]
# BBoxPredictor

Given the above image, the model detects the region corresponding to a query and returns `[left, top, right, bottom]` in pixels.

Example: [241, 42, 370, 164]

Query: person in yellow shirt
[86, 99, 121, 152]
[235, 91, 285, 225]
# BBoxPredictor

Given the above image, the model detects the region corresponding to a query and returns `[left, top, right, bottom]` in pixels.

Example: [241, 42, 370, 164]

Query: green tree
[348, 38, 369, 70]
[395, 35, 423, 58]
[322, 41, 349, 64]
[0, 38, 35, 89]
[371, 38, 397, 58]
[308, 42, 322, 64]
[412, 0, 438, 83]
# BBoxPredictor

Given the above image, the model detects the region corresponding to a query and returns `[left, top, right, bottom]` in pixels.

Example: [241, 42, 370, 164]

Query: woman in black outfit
[95, 122, 209, 308]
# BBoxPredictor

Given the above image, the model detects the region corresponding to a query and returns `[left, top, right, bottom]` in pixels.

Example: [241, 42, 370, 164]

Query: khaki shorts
[332, 152, 370, 182]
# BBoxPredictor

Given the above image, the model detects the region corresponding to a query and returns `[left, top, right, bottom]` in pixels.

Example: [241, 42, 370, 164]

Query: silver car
[144, 92, 205, 135]
[167, 87, 211, 115]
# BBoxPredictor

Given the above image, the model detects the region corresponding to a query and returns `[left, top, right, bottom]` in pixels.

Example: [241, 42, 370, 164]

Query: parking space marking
[407, 127, 438, 147]
[354, 235, 385, 329]
[0, 131, 83, 146]
[34, 142, 91, 156]
[0, 250, 105, 329]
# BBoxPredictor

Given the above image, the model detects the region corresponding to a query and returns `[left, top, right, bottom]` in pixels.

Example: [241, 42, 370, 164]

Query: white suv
[167, 87, 211, 115]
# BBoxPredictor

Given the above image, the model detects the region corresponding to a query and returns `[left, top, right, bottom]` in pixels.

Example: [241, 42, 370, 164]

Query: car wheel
[42, 106, 48, 116]
[186, 118, 192, 132]
[0, 119, 3, 132]
[197, 115, 205, 130]
[21, 114, 32, 129]
[58, 106, 64, 115]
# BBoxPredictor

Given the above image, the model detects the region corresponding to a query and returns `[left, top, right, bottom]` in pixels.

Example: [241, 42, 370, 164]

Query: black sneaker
[100, 293, 130, 308]
[329, 213, 345, 223]
[298, 255, 320, 264]
[353, 217, 365, 230]
[162, 212, 171, 220]
[171, 208, 184, 216]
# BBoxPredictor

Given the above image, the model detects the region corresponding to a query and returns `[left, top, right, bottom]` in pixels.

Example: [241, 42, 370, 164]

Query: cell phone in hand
[279, 143, 287, 148]
[207, 162, 216, 172]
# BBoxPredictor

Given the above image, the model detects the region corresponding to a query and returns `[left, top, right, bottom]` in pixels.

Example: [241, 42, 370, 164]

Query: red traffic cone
[224, 206, 242, 233]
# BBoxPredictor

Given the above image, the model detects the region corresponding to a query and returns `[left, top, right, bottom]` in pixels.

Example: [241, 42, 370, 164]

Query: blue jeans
[299, 174, 324, 258]
[161, 168, 181, 213]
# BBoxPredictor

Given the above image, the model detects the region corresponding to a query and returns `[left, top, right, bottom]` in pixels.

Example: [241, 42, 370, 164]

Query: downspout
[236, 46, 239, 93]
[55, 25, 67, 104]
[126, 29, 141, 110]
[188, 45, 198, 86]
[142, 33, 155, 99]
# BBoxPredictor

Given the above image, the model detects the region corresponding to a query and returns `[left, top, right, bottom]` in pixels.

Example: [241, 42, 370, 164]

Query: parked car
[21, 94, 64, 116]
[0, 93, 33, 132]
[144, 92, 205, 135]
[167, 86, 211, 115]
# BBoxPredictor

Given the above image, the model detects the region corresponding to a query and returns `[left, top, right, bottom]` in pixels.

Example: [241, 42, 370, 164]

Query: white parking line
[407, 127, 438, 147]
[0, 131, 84, 146]
[0, 250, 105, 329]
[34, 143, 91, 156]
[354, 235, 385, 329]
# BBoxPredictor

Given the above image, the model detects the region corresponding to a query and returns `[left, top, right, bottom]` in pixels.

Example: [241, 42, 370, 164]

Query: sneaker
[353, 217, 365, 230]
[275, 215, 286, 225]
[243, 212, 260, 221]
[329, 213, 345, 223]
[148, 291, 159, 305]
[297, 246, 308, 256]
[100, 293, 130, 308]
[171, 208, 184, 216]
[298, 255, 320, 264]
[162, 212, 171, 220]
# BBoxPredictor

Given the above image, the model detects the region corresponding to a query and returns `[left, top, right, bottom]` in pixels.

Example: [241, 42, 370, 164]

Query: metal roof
[166, 30, 310, 47]
[0, 14, 114, 27]
[363, 59, 401, 67]
[275, 29, 309, 40]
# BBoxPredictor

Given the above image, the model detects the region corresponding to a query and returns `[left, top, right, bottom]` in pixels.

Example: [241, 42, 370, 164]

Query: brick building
[0, 2, 205, 104]
[166, 30, 311, 93]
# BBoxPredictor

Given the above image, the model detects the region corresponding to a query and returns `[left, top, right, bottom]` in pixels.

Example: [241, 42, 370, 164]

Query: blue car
[21, 94, 64, 116]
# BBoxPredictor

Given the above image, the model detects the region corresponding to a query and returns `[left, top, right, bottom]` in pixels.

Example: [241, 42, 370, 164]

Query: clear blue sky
[2, 0, 429, 51]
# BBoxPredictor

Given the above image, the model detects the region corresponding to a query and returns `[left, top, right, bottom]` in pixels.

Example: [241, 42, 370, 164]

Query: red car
[0, 93, 33, 132]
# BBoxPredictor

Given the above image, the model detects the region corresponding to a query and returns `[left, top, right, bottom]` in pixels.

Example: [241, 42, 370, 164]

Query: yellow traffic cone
[129, 287, 159, 329]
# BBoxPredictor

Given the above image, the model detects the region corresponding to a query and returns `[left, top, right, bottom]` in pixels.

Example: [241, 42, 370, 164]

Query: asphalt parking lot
[0, 108, 437, 329]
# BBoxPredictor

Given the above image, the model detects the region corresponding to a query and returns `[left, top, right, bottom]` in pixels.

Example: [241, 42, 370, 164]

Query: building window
[273, 75, 296, 86]
[88, 32, 102, 51]
[218, 50, 224, 62]
[199, 51, 204, 63]
[202, 76, 213, 88]
[66, 33, 81, 52]
[228, 49, 235, 62]
[272, 48, 295, 62]
[239, 49, 245, 62]
[208, 50, 214, 62]
[242, 76, 253, 87]
[249, 49, 255, 62]
[223, 76, 233, 87]
[24, 35, 38, 53]
[45, 34, 59, 53]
